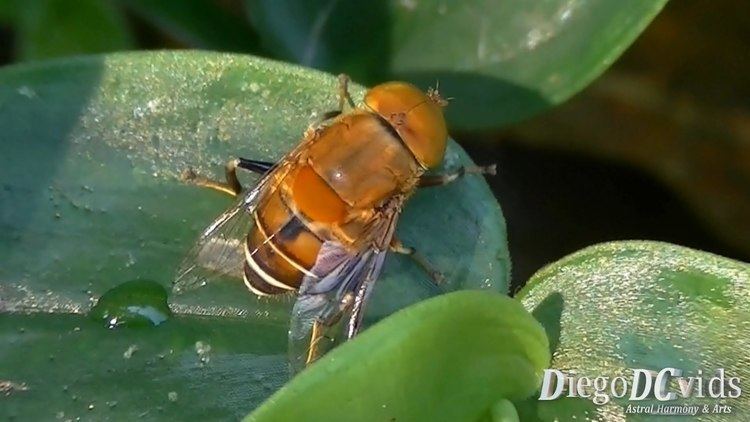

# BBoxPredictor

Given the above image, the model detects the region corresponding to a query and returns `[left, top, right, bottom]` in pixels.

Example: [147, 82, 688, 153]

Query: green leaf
[246, 291, 549, 422]
[8, 0, 133, 61]
[118, 0, 261, 52]
[484, 399, 521, 422]
[516, 241, 750, 421]
[245, 0, 667, 130]
[245, 1, 392, 83]
[0, 313, 288, 420]
[0, 51, 509, 418]
[0, 0, 17, 22]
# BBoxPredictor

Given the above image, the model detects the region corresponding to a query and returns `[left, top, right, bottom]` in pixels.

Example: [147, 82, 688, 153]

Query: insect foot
[180, 168, 198, 183]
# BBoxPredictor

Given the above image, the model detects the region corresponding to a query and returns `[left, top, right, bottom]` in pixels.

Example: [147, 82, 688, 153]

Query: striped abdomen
[243, 183, 324, 295]
[243, 111, 421, 295]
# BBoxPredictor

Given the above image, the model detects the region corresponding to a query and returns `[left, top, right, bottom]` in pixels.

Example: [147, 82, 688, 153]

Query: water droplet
[89, 280, 171, 328]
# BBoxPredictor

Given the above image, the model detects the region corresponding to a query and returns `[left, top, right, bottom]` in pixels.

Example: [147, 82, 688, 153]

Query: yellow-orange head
[364, 81, 448, 169]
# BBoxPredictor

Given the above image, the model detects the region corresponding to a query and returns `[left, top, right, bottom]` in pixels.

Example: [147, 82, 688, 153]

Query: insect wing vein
[173, 161, 293, 293]
[172, 130, 321, 294]
[288, 201, 402, 372]
[173, 189, 260, 293]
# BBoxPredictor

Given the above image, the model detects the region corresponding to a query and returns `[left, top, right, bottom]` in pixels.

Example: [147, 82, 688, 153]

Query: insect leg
[418, 164, 497, 188]
[181, 159, 242, 197]
[305, 320, 327, 365]
[312, 109, 343, 127]
[309, 74, 356, 126]
[305, 292, 355, 365]
[390, 238, 445, 285]
[337, 73, 356, 111]
[180, 157, 277, 197]
[237, 157, 275, 175]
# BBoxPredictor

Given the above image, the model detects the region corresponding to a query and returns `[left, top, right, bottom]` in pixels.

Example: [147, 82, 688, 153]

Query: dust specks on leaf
[195, 340, 212, 365]
[123, 344, 139, 359]
[1, 380, 29, 396]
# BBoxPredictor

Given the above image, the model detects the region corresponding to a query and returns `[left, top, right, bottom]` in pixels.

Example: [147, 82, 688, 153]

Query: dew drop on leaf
[89, 279, 171, 328]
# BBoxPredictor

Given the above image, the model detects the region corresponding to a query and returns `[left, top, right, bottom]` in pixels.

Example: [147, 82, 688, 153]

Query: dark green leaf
[246, 291, 549, 422]
[516, 241, 750, 421]
[119, 0, 261, 52]
[246, 0, 667, 130]
[0, 51, 509, 417]
[0, 0, 17, 22]
[8, 0, 133, 61]
[245, 0, 392, 83]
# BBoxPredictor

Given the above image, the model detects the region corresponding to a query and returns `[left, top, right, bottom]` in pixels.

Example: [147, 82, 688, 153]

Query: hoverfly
[174, 75, 495, 372]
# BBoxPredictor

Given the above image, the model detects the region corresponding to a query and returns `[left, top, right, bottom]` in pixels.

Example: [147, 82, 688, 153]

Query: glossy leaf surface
[245, 0, 668, 130]
[517, 241, 750, 421]
[0, 51, 509, 418]
[247, 291, 549, 422]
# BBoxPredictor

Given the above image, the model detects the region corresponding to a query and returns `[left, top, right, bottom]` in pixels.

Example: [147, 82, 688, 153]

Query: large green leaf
[118, 0, 261, 53]
[0, 312, 288, 420]
[0, 51, 509, 418]
[516, 241, 750, 421]
[2, 0, 133, 61]
[245, 0, 667, 130]
[246, 291, 549, 422]
[0, 0, 17, 21]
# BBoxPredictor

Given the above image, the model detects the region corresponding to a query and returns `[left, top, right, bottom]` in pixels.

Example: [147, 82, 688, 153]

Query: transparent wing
[288, 201, 402, 373]
[173, 179, 267, 294]
[173, 129, 325, 294]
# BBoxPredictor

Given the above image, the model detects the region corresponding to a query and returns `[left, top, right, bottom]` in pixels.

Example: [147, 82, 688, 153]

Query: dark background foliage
[1, 0, 747, 290]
